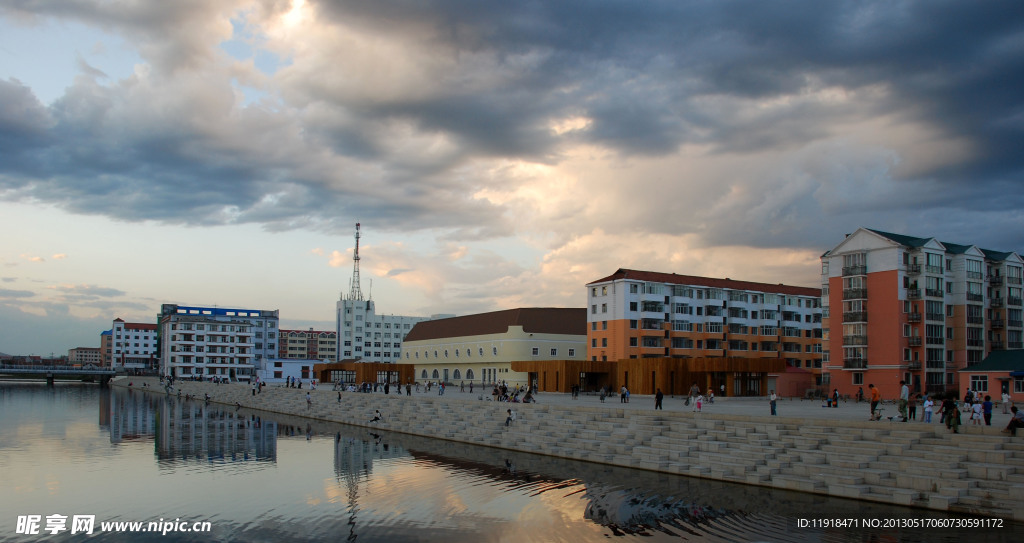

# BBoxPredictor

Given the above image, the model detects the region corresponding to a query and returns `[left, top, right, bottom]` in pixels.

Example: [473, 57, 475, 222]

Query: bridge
[0, 364, 117, 385]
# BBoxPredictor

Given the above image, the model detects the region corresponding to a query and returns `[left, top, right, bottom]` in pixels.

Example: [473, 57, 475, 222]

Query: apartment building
[68, 346, 101, 365]
[278, 328, 337, 361]
[110, 318, 158, 369]
[336, 299, 435, 362]
[158, 304, 280, 382]
[585, 269, 823, 373]
[821, 228, 1024, 398]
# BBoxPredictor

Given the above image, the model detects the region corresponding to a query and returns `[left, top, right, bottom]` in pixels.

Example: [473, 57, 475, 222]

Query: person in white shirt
[923, 396, 935, 423]
[1003, 391, 1013, 414]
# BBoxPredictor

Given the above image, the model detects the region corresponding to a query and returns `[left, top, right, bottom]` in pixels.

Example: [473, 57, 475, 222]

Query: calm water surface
[0, 383, 1020, 542]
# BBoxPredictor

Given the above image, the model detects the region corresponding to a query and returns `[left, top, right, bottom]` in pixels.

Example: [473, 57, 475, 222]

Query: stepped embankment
[115, 377, 1024, 521]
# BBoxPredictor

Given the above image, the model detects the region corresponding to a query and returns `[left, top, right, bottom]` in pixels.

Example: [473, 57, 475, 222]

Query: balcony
[1011, 342, 1024, 349]
[843, 265, 867, 276]
[925, 265, 943, 275]
[967, 293, 984, 302]
[967, 339, 984, 347]
[906, 264, 921, 275]
[907, 289, 922, 299]
[1010, 320, 1023, 328]
[907, 361, 922, 370]
[1009, 297, 1022, 307]
[991, 319, 1005, 329]
[992, 340, 1005, 350]
[967, 271, 983, 280]
[843, 335, 868, 346]
[843, 358, 868, 369]
[988, 275, 1004, 286]
[843, 311, 868, 322]
[908, 337, 922, 347]
[926, 336, 944, 345]
[925, 312, 944, 322]
[925, 288, 944, 298]
[1009, 276, 1023, 285]
[843, 288, 868, 299]
[907, 312, 922, 323]
[991, 298, 1005, 308]
[967, 316, 984, 325]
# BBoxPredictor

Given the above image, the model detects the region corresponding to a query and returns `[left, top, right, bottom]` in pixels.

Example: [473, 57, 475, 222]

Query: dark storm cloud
[0, 0, 1022, 243]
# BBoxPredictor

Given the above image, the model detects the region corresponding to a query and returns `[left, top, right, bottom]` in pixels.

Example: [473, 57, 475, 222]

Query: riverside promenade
[116, 377, 1024, 521]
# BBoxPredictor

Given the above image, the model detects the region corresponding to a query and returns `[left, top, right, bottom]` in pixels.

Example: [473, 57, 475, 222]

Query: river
[0, 382, 1020, 542]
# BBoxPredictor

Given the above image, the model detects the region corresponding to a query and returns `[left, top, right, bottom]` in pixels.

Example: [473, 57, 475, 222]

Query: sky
[1, 0, 1023, 356]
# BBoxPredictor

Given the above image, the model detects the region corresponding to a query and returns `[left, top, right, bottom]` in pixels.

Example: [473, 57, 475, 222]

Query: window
[568, 349, 575, 357]
[550, 348, 557, 356]
[531, 347, 539, 356]
[970, 375, 988, 392]
[852, 372, 864, 385]
[601, 303, 607, 313]
[602, 321, 607, 330]
[453, 369, 461, 380]
[432, 369, 439, 379]
[601, 338, 607, 347]
[467, 369, 475, 380]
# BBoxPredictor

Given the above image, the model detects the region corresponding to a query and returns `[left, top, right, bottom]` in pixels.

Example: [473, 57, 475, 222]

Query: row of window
[407, 347, 500, 359]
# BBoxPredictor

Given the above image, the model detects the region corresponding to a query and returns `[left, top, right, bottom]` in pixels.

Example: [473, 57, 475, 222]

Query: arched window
[421, 370, 428, 379]
[479, 348, 484, 356]
[434, 350, 438, 358]
[492, 347, 498, 356]
[453, 369, 461, 380]
[455, 349, 459, 357]
[444, 350, 449, 358]
[432, 369, 439, 379]
[466, 369, 475, 380]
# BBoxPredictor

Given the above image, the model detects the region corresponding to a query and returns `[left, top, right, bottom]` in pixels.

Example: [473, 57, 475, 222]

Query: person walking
[655, 388, 664, 410]
[983, 395, 994, 426]
[869, 384, 881, 421]
[769, 390, 777, 416]
[1003, 391, 1012, 414]
[908, 393, 919, 421]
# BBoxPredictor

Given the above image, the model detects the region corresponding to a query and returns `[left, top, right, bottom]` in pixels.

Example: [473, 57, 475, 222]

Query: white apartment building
[110, 318, 158, 369]
[159, 304, 279, 382]
[336, 298, 434, 362]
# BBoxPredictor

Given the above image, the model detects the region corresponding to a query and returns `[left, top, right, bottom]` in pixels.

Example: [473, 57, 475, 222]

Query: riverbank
[116, 377, 1024, 521]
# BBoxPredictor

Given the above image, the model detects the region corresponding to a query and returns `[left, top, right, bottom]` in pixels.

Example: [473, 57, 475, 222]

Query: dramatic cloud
[2, 0, 1023, 353]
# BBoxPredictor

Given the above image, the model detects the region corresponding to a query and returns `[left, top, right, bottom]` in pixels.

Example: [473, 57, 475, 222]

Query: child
[696, 394, 704, 412]
[972, 401, 983, 425]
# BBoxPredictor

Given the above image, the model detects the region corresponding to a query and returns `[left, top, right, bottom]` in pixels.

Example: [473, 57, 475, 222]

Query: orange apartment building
[821, 228, 1024, 400]
[585, 269, 823, 380]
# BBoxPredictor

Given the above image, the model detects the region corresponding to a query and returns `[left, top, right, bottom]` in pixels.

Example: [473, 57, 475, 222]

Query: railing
[967, 316, 984, 325]
[926, 312, 945, 321]
[925, 288, 944, 298]
[843, 288, 868, 299]
[926, 336, 944, 345]
[843, 358, 868, 369]
[1009, 276, 1023, 285]
[988, 275, 1004, 286]
[991, 298, 1004, 308]
[843, 335, 868, 346]
[967, 271, 983, 280]
[1011, 342, 1024, 349]
[1009, 297, 1022, 307]
[925, 265, 943, 274]
[906, 264, 921, 274]
[992, 340, 1005, 350]
[967, 293, 984, 302]
[967, 339, 984, 347]
[842, 265, 867, 276]
[907, 313, 922, 323]
[907, 289, 922, 299]
[908, 337, 922, 347]
[843, 311, 868, 322]
[907, 361, 922, 370]
[991, 319, 1005, 329]
[1010, 320, 1023, 328]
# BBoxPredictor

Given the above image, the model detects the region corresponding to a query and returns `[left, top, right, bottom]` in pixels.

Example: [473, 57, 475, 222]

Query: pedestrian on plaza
[599, 386, 607, 403]
[832, 388, 840, 408]
[908, 393, 919, 421]
[620, 386, 627, 404]
[923, 395, 934, 423]
[1003, 391, 1013, 414]
[655, 388, 664, 410]
[942, 396, 961, 433]
[971, 400, 983, 425]
[406, 383, 411, 396]
[306, 391, 311, 408]
[857, 387, 864, 403]
[898, 381, 910, 422]
[983, 395, 994, 426]
[720, 384, 725, 397]
[505, 408, 516, 427]
[696, 394, 704, 412]
[770, 390, 777, 416]
[688, 383, 700, 407]
[869, 384, 881, 421]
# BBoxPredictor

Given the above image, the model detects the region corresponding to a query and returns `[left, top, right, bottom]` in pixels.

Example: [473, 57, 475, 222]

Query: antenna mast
[347, 223, 364, 301]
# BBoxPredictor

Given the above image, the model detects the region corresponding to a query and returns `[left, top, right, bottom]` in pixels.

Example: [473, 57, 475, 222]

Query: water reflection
[1, 383, 1021, 543]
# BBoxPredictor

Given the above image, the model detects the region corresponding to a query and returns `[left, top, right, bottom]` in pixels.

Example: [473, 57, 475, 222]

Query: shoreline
[115, 376, 1024, 521]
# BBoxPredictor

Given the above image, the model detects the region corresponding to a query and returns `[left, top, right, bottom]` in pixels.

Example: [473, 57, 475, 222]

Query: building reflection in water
[108, 389, 277, 463]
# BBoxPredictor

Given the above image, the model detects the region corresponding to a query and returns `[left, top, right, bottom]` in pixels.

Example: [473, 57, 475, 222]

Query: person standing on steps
[769, 390, 777, 416]
[983, 395, 994, 426]
[655, 388, 664, 410]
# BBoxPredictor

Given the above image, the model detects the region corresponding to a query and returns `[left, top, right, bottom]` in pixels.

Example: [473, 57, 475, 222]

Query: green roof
[981, 248, 1013, 261]
[958, 350, 1024, 372]
[867, 229, 932, 248]
[940, 241, 972, 254]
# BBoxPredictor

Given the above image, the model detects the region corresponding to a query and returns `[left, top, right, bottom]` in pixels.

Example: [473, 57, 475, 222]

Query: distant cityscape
[4, 226, 1024, 401]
